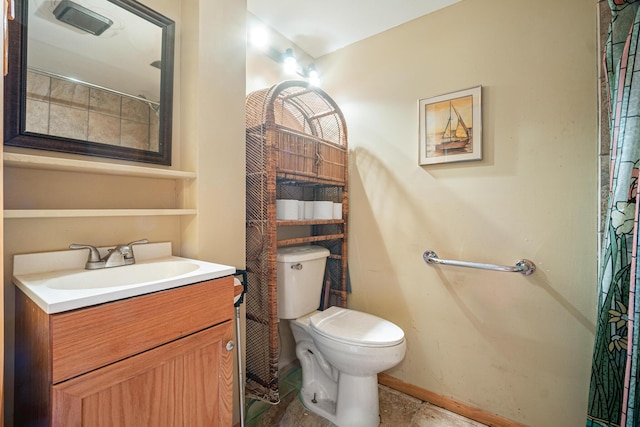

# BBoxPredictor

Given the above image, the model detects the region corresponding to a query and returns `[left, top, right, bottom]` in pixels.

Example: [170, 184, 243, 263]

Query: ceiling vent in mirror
[53, 0, 113, 36]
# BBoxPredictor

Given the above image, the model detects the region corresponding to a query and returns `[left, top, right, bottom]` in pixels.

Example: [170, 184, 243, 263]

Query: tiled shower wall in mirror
[25, 69, 159, 151]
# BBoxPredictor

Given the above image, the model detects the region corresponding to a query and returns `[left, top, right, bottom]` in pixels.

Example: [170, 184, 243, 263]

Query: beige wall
[3, 0, 246, 424]
[179, 0, 246, 266]
[250, 1, 597, 426]
[318, 1, 597, 426]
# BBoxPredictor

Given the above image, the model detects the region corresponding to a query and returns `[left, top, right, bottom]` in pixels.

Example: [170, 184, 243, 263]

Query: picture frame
[418, 86, 482, 165]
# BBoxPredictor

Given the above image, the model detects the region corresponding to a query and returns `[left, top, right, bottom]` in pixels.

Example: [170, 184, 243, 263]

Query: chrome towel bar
[423, 250, 536, 276]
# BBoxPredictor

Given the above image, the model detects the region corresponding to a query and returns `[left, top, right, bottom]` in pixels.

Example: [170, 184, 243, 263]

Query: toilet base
[300, 373, 380, 427]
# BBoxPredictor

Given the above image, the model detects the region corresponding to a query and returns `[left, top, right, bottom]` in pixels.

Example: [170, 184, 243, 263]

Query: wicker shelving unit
[245, 81, 348, 403]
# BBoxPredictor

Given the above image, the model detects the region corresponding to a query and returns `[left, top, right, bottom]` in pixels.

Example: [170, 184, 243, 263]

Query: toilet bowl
[277, 246, 406, 427]
[309, 306, 406, 375]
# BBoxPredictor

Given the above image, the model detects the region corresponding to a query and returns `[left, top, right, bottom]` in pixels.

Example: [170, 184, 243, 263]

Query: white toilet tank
[277, 245, 330, 319]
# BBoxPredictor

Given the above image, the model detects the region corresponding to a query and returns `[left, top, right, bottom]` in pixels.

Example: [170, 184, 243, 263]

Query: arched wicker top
[246, 80, 348, 148]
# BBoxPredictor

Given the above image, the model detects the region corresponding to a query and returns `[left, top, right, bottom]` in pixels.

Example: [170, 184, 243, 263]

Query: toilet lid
[309, 306, 405, 347]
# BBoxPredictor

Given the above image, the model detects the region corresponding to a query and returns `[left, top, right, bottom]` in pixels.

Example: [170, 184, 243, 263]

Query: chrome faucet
[70, 239, 149, 270]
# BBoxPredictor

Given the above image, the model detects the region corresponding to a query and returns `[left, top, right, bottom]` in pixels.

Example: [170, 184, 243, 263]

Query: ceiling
[247, 0, 461, 58]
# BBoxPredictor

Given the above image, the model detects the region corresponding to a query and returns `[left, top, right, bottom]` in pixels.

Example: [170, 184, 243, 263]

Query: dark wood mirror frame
[4, 0, 175, 165]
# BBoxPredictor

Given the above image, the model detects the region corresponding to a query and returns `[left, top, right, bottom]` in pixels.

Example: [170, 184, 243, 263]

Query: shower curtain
[587, 1, 640, 426]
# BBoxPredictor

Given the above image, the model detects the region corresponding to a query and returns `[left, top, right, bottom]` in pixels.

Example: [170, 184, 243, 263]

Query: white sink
[45, 260, 201, 290]
[12, 242, 235, 313]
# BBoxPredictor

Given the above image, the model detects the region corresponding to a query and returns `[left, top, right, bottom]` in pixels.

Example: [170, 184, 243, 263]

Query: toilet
[277, 245, 406, 427]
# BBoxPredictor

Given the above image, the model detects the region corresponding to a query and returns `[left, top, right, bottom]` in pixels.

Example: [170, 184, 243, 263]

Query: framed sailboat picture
[418, 86, 482, 165]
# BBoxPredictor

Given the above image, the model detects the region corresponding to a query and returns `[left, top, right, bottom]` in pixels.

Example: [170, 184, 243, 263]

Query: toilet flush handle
[291, 263, 303, 270]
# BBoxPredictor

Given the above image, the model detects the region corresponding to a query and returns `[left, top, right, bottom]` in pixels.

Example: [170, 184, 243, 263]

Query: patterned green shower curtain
[588, 1, 640, 426]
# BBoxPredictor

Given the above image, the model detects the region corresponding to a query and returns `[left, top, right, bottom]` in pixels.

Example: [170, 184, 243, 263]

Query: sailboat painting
[419, 86, 482, 165]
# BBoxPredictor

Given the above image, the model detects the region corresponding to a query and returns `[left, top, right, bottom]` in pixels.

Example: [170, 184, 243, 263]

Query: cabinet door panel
[52, 321, 234, 427]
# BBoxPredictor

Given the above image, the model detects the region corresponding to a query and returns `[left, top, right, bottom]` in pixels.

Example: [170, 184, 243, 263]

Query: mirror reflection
[5, 0, 175, 165]
[27, 0, 162, 150]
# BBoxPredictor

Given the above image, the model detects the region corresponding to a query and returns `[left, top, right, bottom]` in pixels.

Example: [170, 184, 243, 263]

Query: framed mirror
[5, 0, 175, 165]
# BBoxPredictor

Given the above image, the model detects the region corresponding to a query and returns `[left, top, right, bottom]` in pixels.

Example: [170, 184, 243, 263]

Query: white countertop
[13, 242, 235, 314]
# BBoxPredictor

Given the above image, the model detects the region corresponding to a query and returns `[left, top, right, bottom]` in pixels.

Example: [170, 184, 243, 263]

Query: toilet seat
[309, 306, 404, 348]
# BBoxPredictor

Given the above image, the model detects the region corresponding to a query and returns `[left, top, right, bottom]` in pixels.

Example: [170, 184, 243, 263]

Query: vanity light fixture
[281, 49, 321, 85]
[280, 48, 321, 85]
[248, 24, 322, 85]
[53, 0, 113, 36]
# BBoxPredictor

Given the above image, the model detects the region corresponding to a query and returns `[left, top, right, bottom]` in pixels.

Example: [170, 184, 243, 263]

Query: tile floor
[245, 366, 488, 427]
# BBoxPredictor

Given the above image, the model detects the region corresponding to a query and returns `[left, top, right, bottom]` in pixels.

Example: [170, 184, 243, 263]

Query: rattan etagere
[245, 80, 348, 403]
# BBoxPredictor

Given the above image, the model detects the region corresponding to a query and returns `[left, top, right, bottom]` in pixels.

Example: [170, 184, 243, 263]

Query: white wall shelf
[4, 209, 198, 219]
[4, 153, 197, 219]
[4, 153, 197, 180]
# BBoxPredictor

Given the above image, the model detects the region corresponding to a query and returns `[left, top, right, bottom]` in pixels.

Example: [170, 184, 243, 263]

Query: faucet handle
[69, 244, 100, 261]
[123, 239, 148, 260]
[127, 239, 149, 247]
[69, 244, 103, 269]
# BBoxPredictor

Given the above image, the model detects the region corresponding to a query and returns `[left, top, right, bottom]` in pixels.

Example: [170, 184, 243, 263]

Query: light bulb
[249, 26, 268, 50]
[283, 49, 298, 74]
[308, 66, 320, 86]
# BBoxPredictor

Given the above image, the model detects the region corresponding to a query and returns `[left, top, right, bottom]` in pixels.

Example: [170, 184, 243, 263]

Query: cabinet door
[52, 321, 234, 427]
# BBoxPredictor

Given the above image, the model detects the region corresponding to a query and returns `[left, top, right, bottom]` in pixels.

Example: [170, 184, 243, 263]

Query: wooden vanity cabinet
[15, 276, 235, 427]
